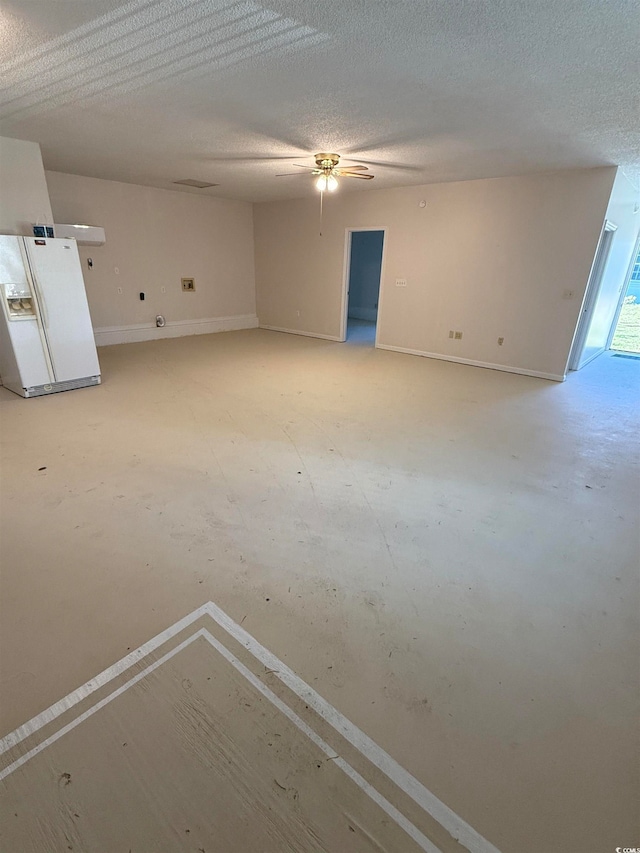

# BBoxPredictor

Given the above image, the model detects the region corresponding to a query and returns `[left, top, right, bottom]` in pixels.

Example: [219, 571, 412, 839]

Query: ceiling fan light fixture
[316, 174, 338, 192]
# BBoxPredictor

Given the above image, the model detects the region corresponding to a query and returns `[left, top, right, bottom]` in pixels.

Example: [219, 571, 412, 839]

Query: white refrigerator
[0, 236, 101, 397]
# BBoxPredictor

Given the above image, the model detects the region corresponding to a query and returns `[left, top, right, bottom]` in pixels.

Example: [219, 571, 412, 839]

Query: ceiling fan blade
[341, 172, 375, 180]
[337, 164, 368, 170]
[351, 158, 423, 172]
[276, 171, 313, 177]
[206, 155, 304, 163]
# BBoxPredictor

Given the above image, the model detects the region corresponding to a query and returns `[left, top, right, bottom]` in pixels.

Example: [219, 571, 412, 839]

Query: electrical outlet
[449, 330, 454, 339]
[395, 278, 407, 287]
[498, 337, 504, 346]
[181, 277, 195, 292]
[454, 331, 463, 340]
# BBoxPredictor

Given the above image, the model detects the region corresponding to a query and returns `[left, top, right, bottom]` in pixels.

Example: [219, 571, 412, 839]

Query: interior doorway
[341, 229, 385, 345]
[568, 221, 617, 371]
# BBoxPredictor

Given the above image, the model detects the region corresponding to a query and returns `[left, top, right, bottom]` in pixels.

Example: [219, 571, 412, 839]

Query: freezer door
[0, 314, 53, 393]
[0, 236, 37, 317]
[0, 236, 53, 391]
[0, 235, 30, 293]
[23, 238, 100, 382]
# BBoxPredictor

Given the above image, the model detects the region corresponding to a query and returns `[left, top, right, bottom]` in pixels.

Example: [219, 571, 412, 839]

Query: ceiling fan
[277, 153, 374, 191]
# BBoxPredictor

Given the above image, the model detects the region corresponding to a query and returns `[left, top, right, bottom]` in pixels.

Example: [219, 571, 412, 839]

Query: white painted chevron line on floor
[0, 601, 501, 853]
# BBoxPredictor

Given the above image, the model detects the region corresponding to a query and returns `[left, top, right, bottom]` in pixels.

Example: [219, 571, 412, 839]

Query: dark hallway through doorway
[346, 230, 384, 346]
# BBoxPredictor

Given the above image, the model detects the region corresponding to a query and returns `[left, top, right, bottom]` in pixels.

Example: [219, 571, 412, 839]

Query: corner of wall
[0, 136, 53, 235]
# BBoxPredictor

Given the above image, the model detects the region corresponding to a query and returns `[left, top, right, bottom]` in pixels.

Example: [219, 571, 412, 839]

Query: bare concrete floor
[1, 330, 638, 852]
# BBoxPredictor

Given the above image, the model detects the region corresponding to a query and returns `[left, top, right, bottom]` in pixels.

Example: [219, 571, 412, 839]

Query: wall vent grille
[25, 376, 101, 397]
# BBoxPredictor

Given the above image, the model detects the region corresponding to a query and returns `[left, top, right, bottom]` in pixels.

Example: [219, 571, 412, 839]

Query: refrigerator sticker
[34, 240, 46, 245]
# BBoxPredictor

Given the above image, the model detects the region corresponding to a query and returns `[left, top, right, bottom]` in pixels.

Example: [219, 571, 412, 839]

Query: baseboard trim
[94, 314, 259, 346]
[259, 325, 342, 342]
[375, 344, 565, 382]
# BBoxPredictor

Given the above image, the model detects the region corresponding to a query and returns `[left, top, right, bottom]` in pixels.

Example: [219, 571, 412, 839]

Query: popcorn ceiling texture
[0, 0, 638, 201]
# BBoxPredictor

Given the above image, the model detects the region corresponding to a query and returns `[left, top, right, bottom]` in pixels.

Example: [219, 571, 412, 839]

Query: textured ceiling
[1, 0, 639, 201]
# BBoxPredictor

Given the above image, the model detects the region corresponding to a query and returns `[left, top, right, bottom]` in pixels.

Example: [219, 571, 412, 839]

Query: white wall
[255, 168, 617, 379]
[575, 170, 640, 365]
[0, 136, 53, 235]
[45, 171, 257, 344]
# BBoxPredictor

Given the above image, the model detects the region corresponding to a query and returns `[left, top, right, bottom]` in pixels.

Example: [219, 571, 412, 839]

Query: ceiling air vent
[173, 179, 218, 189]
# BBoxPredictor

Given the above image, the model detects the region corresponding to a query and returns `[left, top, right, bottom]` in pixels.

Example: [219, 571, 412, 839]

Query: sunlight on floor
[611, 298, 640, 353]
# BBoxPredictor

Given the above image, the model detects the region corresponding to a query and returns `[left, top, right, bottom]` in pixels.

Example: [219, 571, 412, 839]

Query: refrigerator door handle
[22, 251, 56, 382]
[31, 273, 48, 329]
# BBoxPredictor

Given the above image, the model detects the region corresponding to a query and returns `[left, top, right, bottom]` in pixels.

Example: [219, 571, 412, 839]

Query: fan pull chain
[319, 189, 323, 237]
